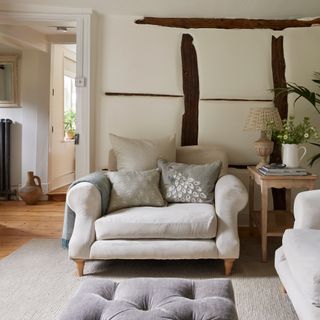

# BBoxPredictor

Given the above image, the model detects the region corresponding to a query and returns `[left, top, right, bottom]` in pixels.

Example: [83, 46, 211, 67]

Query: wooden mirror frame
[0, 54, 19, 107]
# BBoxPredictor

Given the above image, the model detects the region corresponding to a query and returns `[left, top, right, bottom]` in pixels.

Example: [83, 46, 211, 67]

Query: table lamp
[244, 107, 282, 168]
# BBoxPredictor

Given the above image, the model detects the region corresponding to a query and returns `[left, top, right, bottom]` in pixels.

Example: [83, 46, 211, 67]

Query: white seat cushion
[95, 203, 217, 240]
[283, 229, 320, 307]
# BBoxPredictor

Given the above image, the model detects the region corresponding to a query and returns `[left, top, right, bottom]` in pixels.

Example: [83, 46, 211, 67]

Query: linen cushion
[107, 169, 165, 213]
[109, 133, 176, 171]
[158, 159, 222, 203]
[176, 145, 228, 176]
[59, 278, 238, 320]
[90, 239, 219, 259]
[283, 229, 320, 307]
[95, 203, 217, 240]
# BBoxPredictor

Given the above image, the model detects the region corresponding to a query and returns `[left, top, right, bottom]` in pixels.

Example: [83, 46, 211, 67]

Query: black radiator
[0, 118, 12, 200]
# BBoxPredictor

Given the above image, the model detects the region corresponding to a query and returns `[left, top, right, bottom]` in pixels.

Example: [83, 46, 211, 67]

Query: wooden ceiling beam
[135, 17, 320, 30]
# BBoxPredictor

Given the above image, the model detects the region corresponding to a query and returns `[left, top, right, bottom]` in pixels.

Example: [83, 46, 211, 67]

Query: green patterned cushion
[107, 169, 165, 212]
[158, 159, 222, 203]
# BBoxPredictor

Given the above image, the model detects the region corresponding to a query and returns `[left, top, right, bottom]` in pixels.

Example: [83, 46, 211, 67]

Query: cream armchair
[66, 145, 248, 276]
[275, 189, 320, 320]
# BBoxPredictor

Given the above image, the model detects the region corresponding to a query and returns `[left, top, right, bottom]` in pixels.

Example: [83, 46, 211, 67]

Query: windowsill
[63, 138, 75, 143]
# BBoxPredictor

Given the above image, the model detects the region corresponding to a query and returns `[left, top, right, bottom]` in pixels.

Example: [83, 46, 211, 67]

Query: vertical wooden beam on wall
[181, 34, 200, 146]
[271, 36, 288, 210]
[271, 36, 288, 120]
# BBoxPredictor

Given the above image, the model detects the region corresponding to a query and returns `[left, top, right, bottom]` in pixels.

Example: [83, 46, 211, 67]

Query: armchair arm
[215, 174, 248, 258]
[294, 190, 320, 230]
[67, 182, 102, 259]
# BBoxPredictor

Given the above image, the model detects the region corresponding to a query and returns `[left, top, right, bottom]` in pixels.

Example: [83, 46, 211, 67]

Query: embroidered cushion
[107, 169, 165, 212]
[158, 159, 222, 204]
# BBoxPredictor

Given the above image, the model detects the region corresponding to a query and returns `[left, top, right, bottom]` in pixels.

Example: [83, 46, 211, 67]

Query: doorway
[0, 9, 94, 193]
[48, 43, 77, 191]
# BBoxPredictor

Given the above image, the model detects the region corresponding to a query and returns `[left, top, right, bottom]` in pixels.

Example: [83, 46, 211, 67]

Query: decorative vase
[19, 171, 43, 205]
[282, 144, 307, 168]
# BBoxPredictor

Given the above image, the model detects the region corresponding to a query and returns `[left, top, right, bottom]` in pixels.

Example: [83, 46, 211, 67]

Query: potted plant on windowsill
[64, 110, 76, 140]
[276, 72, 320, 166]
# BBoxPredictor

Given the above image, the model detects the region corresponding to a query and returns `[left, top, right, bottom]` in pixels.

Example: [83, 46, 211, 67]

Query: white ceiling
[27, 21, 76, 35]
[0, 20, 76, 52]
[0, 20, 76, 36]
[0, 0, 320, 19]
[102, 0, 320, 19]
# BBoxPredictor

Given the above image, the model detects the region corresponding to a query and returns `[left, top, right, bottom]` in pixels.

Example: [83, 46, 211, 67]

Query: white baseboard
[49, 173, 74, 192]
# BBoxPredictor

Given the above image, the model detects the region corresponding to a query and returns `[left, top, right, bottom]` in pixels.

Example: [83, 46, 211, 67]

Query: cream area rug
[0, 238, 297, 320]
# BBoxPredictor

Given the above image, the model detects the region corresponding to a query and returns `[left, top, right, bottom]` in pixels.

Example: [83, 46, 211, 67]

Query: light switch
[75, 77, 86, 87]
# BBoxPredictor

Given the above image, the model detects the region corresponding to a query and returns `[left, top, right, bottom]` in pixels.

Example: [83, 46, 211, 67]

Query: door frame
[0, 8, 94, 185]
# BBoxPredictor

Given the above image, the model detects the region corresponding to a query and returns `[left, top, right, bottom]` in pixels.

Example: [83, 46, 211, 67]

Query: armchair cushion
[109, 134, 176, 171]
[283, 229, 320, 307]
[158, 159, 222, 204]
[95, 203, 217, 240]
[107, 169, 165, 213]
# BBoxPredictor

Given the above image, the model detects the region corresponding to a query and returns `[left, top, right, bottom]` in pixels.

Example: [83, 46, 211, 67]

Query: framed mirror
[0, 55, 19, 107]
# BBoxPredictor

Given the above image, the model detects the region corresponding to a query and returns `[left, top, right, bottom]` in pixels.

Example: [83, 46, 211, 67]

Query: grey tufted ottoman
[59, 278, 238, 320]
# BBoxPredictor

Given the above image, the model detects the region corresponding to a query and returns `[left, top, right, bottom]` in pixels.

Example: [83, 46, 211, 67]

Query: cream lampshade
[244, 107, 283, 168]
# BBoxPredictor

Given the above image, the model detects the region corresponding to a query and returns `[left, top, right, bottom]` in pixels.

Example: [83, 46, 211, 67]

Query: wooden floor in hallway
[0, 201, 64, 259]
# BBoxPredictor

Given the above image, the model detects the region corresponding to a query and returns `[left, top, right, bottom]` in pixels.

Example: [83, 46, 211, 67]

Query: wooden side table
[247, 166, 317, 262]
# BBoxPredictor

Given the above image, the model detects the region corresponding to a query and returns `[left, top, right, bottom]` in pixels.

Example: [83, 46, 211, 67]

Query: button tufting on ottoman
[59, 278, 238, 320]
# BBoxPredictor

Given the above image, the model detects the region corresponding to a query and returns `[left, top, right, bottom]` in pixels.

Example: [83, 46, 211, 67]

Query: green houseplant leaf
[64, 110, 76, 131]
[274, 72, 320, 167]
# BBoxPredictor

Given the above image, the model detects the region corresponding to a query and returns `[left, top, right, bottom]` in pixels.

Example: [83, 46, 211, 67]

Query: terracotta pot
[65, 129, 75, 140]
[19, 171, 43, 205]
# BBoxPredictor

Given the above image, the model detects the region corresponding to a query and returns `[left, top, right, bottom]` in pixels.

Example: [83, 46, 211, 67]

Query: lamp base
[255, 137, 274, 169]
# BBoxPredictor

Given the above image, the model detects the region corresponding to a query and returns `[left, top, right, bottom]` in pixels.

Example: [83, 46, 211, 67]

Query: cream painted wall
[283, 27, 320, 186]
[99, 16, 320, 169]
[193, 29, 274, 100]
[20, 49, 50, 189]
[0, 46, 50, 192]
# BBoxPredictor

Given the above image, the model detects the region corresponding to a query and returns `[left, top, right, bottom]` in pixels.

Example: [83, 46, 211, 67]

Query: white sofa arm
[215, 174, 248, 258]
[67, 182, 102, 259]
[294, 190, 320, 230]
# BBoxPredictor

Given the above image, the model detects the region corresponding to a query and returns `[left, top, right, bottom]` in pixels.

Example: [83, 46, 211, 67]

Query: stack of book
[258, 165, 308, 176]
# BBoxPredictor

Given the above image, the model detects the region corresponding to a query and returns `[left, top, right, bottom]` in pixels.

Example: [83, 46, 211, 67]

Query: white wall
[99, 16, 320, 170]
[283, 27, 320, 182]
[20, 49, 50, 188]
[0, 45, 22, 189]
[0, 46, 50, 192]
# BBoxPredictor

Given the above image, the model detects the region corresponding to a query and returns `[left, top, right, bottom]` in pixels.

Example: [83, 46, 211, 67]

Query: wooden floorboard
[48, 184, 70, 195]
[0, 201, 64, 259]
[47, 184, 69, 202]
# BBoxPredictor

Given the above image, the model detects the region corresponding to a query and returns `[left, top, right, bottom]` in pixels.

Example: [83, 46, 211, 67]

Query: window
[64, 75, 76, 140]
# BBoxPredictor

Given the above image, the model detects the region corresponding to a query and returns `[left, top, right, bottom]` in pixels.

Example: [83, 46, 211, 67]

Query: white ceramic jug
[282, 144, 307, 168]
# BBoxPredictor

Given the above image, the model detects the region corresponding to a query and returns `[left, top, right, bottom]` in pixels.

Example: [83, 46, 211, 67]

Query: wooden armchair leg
[280, 283, 287, 294]
[224, 259, 235, 276]
[74, 259, 85, 277]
